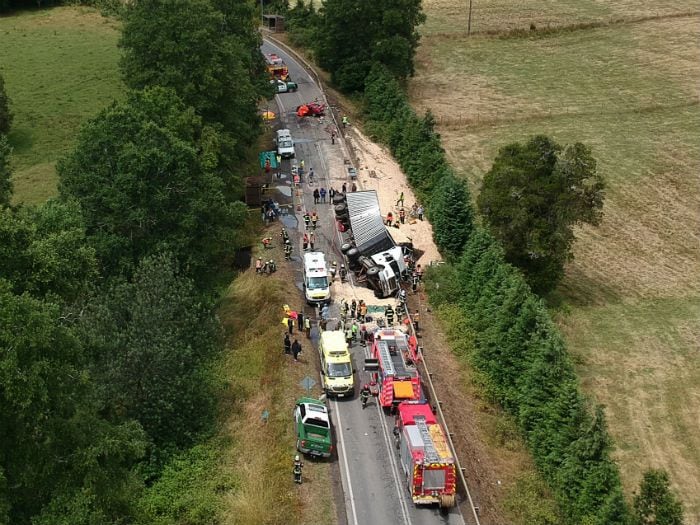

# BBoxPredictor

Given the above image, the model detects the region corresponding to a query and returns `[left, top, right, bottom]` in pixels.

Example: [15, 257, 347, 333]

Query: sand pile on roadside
[345, 130, 442, 266]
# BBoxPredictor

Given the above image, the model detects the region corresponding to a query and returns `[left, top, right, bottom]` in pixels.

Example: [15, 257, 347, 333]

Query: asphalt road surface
[262, 40, 466, 525]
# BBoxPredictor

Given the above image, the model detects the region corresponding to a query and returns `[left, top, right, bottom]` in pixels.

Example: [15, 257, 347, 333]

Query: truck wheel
[366, 265, 383, 277]
[332, 194, 346, 205]
[346, 248, 360, 260]
[340, 242, 353, 254]
[334, 203, 348, 216]
[439, 494, 456, 508]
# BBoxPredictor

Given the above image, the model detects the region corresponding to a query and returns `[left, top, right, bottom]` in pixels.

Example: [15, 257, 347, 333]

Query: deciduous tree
[477, 135, 605, 294]
[315, 0, 425, 91]
[79, 253, 220, 449]
[0, 201, 97, 302]
[58, 87, 246, 280]
[0, 282, 145, 524]
[119, 0, 261, 164]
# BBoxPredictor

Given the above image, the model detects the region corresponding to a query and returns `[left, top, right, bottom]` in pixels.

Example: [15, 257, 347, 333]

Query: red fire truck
[265, 53, 289, 80]
[366, 328, 422, 408]
[395, 402, 457, 508]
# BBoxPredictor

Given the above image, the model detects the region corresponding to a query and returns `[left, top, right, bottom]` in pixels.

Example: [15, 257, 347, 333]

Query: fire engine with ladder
[365, 328, 422, 408]
[395, 402, 457, 508]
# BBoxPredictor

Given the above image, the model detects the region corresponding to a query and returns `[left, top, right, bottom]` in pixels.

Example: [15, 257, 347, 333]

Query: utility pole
[467, 0, 473, 36]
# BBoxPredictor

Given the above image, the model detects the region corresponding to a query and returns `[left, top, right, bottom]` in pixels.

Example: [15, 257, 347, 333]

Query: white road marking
[332, 397, 360, 525]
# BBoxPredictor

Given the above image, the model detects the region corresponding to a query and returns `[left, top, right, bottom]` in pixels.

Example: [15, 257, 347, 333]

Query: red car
[296, 102, 326, 117]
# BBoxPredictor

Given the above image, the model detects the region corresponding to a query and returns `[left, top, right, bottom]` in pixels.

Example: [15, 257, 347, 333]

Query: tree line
[0, 0, 267, 522]
[359, 63, 684, 525]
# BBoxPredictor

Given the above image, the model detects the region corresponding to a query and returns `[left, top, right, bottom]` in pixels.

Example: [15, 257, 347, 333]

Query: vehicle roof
[398, 402, 437, 425]
[304, 252, 326, 269]
[297, 396, 328, 410]
[320, 331, 348, 356]
[276, 128, 292, 136]
[344, 191, 395, 255]
[297, 398, 330, 422]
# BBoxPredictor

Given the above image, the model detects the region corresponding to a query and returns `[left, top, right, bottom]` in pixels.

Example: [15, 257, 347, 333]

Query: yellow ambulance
[319, 331, 355, 398]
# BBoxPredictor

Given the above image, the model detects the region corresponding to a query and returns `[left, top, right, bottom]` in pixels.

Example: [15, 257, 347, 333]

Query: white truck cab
[368, 246, 407, 298]
[303, 252, 330, 304]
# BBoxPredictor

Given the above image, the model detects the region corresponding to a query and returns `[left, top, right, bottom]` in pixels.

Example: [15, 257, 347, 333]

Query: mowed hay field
[412, 1, 700, 522]
[0, 6, 123, 204]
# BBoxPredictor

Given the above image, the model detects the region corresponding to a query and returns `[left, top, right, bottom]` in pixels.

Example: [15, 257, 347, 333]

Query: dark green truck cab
[294, 397, 333, 458]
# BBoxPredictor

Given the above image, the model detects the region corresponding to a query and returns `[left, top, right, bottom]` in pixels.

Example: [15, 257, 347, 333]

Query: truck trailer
[395, 402, 457, 508]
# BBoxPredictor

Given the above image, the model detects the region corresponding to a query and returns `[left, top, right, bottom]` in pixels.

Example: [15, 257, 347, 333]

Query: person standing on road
[313, 188, 320, 204]
[303, 211, 310, 230]
[341, 183, 347, 194]
[284, 333, 291, 355]
[320, 187, 327, 203]
[303, 232, 309, 251]
[385, 212, 393, 226]
[417, 204, 424, 221]
[287, 317, 294, 335]
[311, 211, 319, 230]
[399, 208, 406, 224]
[291, 339, 302, 361]
[329, 187, 335, 203]
[331, 130, 336, 144]
[309, 231, 316, 251]
[396, 191, 404, 207]
[385, 305, 395, 326]
[304, 316, 311, 338]
[359, 300, 367, 321]
[308, 167, 315, 184]
[297, 311, 304, 332]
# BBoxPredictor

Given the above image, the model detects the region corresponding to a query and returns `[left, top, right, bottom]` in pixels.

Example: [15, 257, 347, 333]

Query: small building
[262, 15, 285, 33]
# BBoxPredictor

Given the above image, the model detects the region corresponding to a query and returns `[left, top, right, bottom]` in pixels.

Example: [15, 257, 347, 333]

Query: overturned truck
[334, 190, 412, 297]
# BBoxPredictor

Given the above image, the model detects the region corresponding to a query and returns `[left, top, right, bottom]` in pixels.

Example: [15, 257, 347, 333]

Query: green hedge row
[363, 64, 628, 524]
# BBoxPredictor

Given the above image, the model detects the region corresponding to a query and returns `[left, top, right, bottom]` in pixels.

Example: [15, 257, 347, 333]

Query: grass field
[421, 0, 699, 36]
[412, 4, 700, 522]
[217, 236, 336, 525]
[0, 6, 123, 204]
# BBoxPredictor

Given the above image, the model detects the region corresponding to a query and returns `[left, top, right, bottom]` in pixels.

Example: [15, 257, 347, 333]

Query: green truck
[293, 397, 333, 458]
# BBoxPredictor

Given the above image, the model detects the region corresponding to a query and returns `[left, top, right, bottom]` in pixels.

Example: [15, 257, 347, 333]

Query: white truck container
[303, 252, 330, 304]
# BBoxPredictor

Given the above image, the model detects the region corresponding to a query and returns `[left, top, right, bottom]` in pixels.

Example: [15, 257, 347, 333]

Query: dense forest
[0, 0, 267, 522]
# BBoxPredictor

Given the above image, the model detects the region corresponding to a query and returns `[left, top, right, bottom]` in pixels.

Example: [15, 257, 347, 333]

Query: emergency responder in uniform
[293, 455, 303, 484]
[284, 240, 293, 260]
[385, 305, 395, 326]
[303, 212, 310, 230]
[360, 384, 371, 409]
[350, 299, 357, 319]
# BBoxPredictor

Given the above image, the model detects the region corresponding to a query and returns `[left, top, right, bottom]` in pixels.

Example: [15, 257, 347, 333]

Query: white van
[303, 252, 330, 304]
[275, 129, 295, 159]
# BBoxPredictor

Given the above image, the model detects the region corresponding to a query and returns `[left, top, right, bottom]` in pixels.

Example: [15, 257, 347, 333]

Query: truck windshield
[280, 139, 292, 148]
[327, 362, 352, 378]
[307, 276, 328, 290]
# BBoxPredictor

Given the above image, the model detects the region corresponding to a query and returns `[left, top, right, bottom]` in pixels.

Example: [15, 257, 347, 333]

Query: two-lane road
[263, 39, 466, 525]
